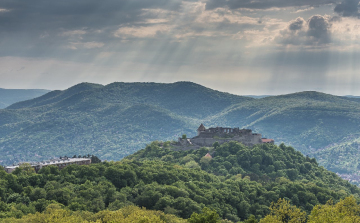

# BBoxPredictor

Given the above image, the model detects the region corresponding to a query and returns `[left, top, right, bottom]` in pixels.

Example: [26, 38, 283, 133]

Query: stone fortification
[177, 124, 273, 148]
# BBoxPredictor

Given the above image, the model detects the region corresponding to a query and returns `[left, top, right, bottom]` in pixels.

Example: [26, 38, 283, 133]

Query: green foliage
[129, 141, 359, 197]
[311, 135, 360, 185]
[258, 196, 360, 223]
[213, 142, 220, 149]
[242, 215, 258, 223]
[0, 205, 187, 222]
[259, 198, 306, 223]
[182, 134, 187, 139]
[12, 164, 36, 176]
[0, 141, 359, 222]
[184, 161, 200, 169]
[308, 196, 360, 222]
[127, 142, 360, 219]
[188, 207, 220, 223]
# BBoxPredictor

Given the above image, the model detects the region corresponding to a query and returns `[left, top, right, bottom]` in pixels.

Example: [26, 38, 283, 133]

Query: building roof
[261, 138, 274, 143]
[197, 123, 206, 131]
[5, 158, 91, 169]
[204, 153, 212, 158]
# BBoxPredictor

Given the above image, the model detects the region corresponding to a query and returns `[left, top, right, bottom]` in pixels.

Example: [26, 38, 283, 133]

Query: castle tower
[197, 123, 206, 136]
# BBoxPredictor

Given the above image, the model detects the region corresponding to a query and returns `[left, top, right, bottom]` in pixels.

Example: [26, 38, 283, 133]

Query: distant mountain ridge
[1, 82, 360, 183]
[9, 82, 252, 119]
[0, 88, 50, 108]
[242, 95, 272, 99]
[0, 82, 252, 164]
[7, 83, 102, 109]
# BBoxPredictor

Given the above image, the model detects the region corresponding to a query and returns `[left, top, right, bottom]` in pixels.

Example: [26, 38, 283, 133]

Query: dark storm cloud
[334, 0, 360, 17]
[307, 15, 331, 42]
[0, 0, 190, 58]
[289, 17, 304, 30]
[0, 0, 182, 32]
[0, 0, 348, 63]
[205, 0, 337, 10]
[276, 15, 332, 46]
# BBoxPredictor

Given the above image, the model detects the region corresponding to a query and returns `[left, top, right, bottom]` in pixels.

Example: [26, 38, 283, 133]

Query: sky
[1, 0, 360, 95]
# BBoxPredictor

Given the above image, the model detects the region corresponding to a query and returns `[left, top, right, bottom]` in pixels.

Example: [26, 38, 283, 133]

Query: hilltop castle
[179, 124, 274, 148]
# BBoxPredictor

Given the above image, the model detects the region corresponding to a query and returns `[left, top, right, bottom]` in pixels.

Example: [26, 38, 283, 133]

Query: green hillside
[309, 134, 360, 184]
[0, 142, 359, 222]
[0, 88, 50, 109]
[7, 83, 102, 109]
[208, 91, 360, 153]
[127, 142, 359, 197]
[1, 82, 250, 165]
[1, 82, 360, 183]
[8, 82, 251, 118]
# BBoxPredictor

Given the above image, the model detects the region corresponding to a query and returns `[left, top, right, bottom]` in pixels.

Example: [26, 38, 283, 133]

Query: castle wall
[250, 134, 262, 145]
[192, 125, 270, 148]
[190, 138, 232, 147]
[190, 133, 262, 147]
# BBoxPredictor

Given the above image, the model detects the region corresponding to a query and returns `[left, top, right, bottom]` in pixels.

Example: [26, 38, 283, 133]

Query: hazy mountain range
[0, 88, 50, 109]
[1, 82, 360, 182]
[241, 95, 272, 99]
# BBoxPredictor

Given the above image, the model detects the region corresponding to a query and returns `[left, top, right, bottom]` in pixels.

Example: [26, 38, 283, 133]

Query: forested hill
[127, 141, 359, 197]
[0, 142, 359, 222]
[2, 82, 360, 180]
[0, 88, 50, 109]
[7, 83, 103, 110]
[207, 91, 360, 181]
[210, 91, 360, 152]
[8, 82, 251, 118]
[125, 141, 360, 219]
[0, 82, 252, 164]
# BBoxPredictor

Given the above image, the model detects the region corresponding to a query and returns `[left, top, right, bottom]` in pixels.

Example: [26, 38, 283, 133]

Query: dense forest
[3, 196, 360, 222]
[1, 82, 360, 183]
[0, 142, 359, 222]
[310, 134, 360, 184]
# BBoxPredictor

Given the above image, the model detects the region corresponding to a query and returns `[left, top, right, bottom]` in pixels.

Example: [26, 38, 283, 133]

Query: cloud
[307, 15, 331, 41]
[2, 0, 360, 96]
[0, 0, 355, 66]
[293, 7, 316, 13]
[329, 15, 343, 22]
[0, 0, 189, 59]
[334, 0, 360, 17]
[276, 15, 332, 46]
[60, 30, 87, 37]
[205, 0, 337, 10]
[67, 41, 105, 50]
[0, 0, 183, 32]
[114, 25, 173, 38]
[289, 17, 305, 30]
